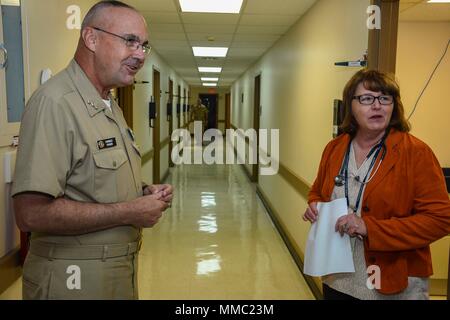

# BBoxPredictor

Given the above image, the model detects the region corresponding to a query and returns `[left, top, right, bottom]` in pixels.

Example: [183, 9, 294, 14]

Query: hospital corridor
[0, 0, 449, 302]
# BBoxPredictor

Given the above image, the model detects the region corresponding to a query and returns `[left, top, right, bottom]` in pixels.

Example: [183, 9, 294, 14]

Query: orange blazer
[309, 129, 450, 294]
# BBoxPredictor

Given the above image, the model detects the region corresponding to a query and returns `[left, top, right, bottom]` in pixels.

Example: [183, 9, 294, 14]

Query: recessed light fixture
[203, 83, 217, 87]
[193, 47, 228, 57]
[199, 67, 222, 73]
[179, 0, 243, 14]
[201, 77, 219, 82]
[427, 0, 450, 2]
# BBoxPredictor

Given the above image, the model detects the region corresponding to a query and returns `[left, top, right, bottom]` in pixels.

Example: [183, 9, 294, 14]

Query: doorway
[253, 75, 261, 183]
[199, 94, 218, 130]
[152, 69, 161, 184]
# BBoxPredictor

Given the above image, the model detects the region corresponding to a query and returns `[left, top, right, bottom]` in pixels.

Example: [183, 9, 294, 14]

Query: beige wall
[396, 22, 450, 167]
[231, 0, 370, 261]
[396, 21, 450, 292]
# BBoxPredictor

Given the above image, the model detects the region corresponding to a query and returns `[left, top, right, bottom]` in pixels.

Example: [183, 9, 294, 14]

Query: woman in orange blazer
[303, 69, 450, 299]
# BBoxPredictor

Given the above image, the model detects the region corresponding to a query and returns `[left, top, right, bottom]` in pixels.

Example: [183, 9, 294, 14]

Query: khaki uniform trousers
[22, 240, 141, 300]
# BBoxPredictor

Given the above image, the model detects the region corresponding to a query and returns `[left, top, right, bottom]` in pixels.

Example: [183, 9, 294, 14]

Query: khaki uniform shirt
[12, 60, 144, 245]
[190, 104, 208, 126]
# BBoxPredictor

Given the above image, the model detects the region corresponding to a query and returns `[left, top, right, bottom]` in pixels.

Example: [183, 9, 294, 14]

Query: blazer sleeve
[364, 144, 450, 251]
[308, 142, 333, 204]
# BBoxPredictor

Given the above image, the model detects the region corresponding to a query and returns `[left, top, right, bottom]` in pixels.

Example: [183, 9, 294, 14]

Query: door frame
[117, 85, 134, 128]
[152, 68, 161, 184]
[168, 78, 174, 167]
[368, 0, 399, 73]
[252, 74, 261, 183]
[225, 93, 231, 130]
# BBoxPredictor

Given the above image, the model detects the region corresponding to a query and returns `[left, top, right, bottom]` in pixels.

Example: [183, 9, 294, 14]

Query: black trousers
[322, 284, 359, 300]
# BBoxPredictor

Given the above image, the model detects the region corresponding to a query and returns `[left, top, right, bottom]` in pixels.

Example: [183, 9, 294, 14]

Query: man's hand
[143, 184, 173, 203]
[127, 193, 168, 228]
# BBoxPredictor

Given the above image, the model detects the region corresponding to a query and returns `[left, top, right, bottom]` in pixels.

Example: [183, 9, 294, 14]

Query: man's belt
[29, 238, 143, 261]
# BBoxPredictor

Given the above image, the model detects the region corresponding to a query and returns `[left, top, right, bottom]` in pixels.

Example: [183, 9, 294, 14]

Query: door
[225, 93, 231, 130]
[253, 75, 261, 182]
[117, 85, 133, 128]
[152, 69, 161, 184]
[199, 94, 218, 130]
[168, 79, 174, 167]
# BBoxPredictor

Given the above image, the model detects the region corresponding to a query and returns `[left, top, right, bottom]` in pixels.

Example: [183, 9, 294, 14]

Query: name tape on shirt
[97, 137, 117, 150]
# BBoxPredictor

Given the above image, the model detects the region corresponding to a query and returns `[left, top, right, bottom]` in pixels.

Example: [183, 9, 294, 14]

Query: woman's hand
[335, 213, 367, 239]
[302, 202, 319, 223]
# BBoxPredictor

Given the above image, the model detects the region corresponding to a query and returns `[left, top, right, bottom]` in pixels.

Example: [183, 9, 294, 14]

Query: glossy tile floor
[0, 145, 314, 300]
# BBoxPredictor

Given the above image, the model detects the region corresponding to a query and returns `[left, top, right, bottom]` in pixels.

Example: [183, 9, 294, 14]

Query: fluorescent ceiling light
[193, 47, 228, 57]
[199, 67, 222, 73]
[179, 0, 243, 14]
[201, 77, 219, 81]
[203, 83, 217, 87]
[427, 0, 450, 2]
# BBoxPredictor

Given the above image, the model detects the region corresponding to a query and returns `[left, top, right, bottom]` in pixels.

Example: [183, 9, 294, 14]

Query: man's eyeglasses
[353, 94, 394, 105]
[93, 27, 151, 55]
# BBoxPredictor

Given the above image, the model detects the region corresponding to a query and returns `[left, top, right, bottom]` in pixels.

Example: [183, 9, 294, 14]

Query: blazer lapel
[363, 130, 402, 200]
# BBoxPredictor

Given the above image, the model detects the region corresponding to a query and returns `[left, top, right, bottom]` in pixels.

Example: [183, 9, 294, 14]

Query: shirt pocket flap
[93, 149, 128, 170]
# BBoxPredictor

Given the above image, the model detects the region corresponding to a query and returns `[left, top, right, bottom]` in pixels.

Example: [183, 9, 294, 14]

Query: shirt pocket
[93, 148, 129, 203]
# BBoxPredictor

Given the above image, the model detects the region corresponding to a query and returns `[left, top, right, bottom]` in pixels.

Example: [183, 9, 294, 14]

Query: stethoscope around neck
[334, 130, 389, 188]
[334, 130, 389, 213]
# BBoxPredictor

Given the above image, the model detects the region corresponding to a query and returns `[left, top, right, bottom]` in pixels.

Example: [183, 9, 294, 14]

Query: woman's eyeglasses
[353, 94, 394, 105]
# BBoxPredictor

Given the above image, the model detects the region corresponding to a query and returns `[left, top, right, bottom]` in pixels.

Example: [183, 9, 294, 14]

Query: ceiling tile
[232, 34, 281, 42]
[149, 32, 187, 40]
[187, 33, 234, 42]
[150, 40, 189, 47]
[184, 24, 236, 34]
[236, 25, 290, 35]
[230, 41, 273, 49]
[149, 23, 185, 33]
[228, 47, 267, 58]
[143, 12, 181, 24]
[240, 14, 300, 26]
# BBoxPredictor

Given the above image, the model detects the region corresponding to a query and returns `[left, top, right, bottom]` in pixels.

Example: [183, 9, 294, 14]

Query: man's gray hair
[81, 1, 138, 30]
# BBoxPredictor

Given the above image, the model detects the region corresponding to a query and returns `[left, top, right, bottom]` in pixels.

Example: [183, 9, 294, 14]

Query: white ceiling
[125, 0, 317, 87]
[125, 0, 450, 88]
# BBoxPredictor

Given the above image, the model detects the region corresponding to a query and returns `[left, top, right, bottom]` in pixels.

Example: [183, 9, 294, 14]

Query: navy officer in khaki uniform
[12, 1, 172, 299]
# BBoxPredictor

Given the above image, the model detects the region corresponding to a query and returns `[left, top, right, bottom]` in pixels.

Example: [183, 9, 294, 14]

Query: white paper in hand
[303, 198, 355, 276]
